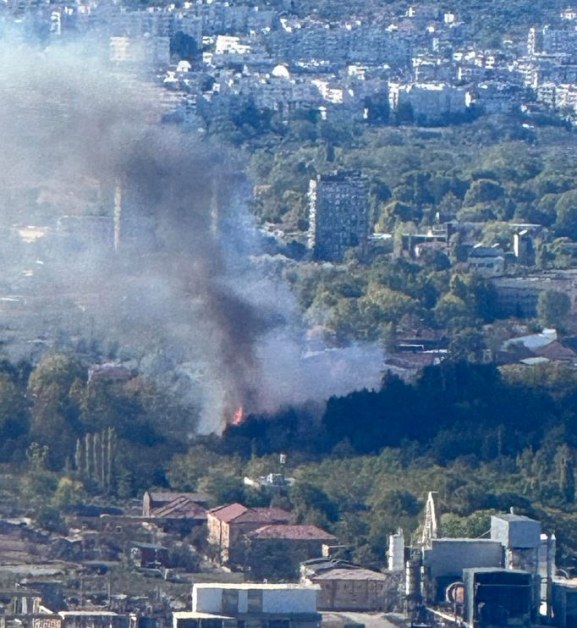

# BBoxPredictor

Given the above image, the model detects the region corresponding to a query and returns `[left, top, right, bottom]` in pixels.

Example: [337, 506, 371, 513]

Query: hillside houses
[24, 0, 577, 129]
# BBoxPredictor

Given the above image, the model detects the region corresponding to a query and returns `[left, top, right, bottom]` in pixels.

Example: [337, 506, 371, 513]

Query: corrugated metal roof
[147, 491, 209, 504]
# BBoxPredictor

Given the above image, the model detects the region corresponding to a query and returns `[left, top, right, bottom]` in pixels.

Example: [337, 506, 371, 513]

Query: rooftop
[248, 524, 336, 541]
[146, 491, 210, 504]
[193, 583, 321, 590]
[151, 496, 207, 519]
[311, 568, 391, 581]
[493, 514, 538, 523]
[208, 503, 291, 524]
[432, 537, 502, 543]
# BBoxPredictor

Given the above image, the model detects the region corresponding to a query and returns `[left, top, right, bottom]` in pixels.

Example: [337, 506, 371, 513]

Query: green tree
[52, 476, 86, 511]
[199, 470, 244, 505]
[21, 443, 59, 510]
[28, 354, 84, 468]
[555, 190, 577, 239]
[433, 293, 471, 328]
[376, 200, 415, 232]
[364, 284, 420, 325]
[556, 445, 575, 504]
[167, 443, 239, 493]
[170, 31, 198, 62]
[448, 328, 486, 362]
[0, 371, 28, 458]
[289, 482, 338, 528]
[75, 428, 118, 494]
[441, 510, 495, 538]
[382, 322, 398, 353]
[537, 290, 571, 330]
[463, 179, 505, 206]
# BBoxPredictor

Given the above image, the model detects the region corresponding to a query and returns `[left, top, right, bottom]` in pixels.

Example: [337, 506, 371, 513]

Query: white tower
[388, 528, 405, 571]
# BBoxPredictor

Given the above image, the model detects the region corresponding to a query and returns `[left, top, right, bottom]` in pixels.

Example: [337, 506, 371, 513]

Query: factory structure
[385, 491, 575, 628]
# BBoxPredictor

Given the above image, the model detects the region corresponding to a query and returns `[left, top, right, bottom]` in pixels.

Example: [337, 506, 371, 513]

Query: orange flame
[231, 405, 244, 426]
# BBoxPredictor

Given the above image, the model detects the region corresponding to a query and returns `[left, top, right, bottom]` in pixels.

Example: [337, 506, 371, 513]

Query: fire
[231, 405, 244, 426]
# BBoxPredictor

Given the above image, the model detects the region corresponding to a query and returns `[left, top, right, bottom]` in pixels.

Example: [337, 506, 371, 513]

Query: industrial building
[300, 558, 403, 612]
[462, 568, 535, 627]
[173, 583, 322, 628]
[423, 538, 504, 603]
[393, 493, 563, 627]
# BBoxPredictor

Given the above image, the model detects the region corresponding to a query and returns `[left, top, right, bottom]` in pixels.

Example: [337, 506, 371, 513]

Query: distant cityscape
[5, 0, 577, 129]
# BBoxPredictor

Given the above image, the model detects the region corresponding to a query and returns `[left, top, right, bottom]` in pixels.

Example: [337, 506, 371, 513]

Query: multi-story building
[308, 171, 370, 262]
[528, 25, 577, 56]
[492, 271, 577, 318]
[207, 503, 291, 565]
[109, 35, 170, 67]
[389, 82, 469, 123]
[244, 524, 337, 579]
[473, 82, 524, 114]
[467, 244, 506, 277]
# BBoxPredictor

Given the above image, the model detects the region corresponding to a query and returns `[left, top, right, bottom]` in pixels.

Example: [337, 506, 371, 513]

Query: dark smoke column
[117, 129, 266, 433]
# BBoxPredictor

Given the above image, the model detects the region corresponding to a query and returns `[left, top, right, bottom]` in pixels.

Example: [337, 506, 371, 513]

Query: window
[222, 590, 239, 615]
[247, 590, 262, 614]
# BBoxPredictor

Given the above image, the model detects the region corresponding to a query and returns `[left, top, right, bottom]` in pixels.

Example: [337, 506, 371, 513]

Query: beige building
[301, 563, 402, 612]
[58, 612, 134, 628]
[207, 503, 291, 565]
[245, 525, 337, 580]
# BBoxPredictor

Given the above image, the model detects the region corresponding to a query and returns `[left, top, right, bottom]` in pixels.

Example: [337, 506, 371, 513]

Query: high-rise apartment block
[308, 171, 369, 262]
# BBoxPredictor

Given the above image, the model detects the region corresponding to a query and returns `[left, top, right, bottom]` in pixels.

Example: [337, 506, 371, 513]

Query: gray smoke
[0, 39, 384, 435]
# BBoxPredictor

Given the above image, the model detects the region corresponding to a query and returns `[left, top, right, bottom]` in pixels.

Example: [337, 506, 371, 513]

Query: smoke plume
[0, 39, 383, 435]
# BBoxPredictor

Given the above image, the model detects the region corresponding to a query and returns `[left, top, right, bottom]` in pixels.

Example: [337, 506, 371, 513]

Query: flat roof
[463, 567, 531, 575]
[193, 583, 320, 591]
[174, 612, 233, 620]
[59, 612, 119, 617]
[432, 537, 501, 543]
[493, 514, 537, 522]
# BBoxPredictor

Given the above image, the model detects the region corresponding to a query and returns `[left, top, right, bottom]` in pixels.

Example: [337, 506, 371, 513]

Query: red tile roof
[208, 504, 291, 524]
[208, 503, 250, 523]
[534, 340, 576, 361]
[151, 496, 207, 520]
[248, 524, 337, 541]
[251, 507, 292, 524]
